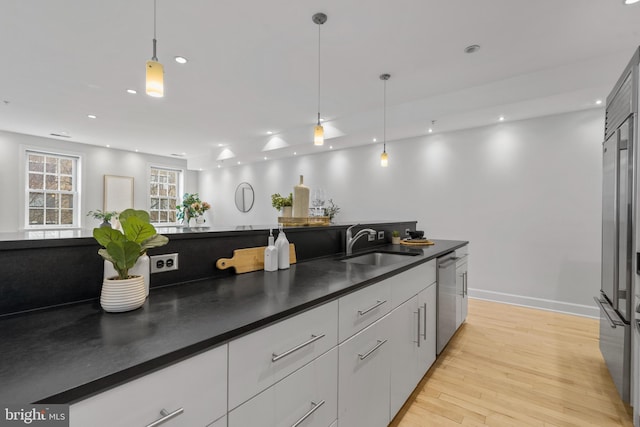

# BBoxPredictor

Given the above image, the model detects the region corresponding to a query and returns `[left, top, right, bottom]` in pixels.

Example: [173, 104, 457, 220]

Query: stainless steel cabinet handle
[358, 339, 388, 360]
[291, 400, 326, 427]
[422, 302, 427, 340]
[145, 408, 184, 427]
[415, 308, 421, 347]
[464, 272, 468, 295]
[272, 334, 325, 362]
[593, 297, 624, 328]
[358, 300, 387, 316]
[636, 319, 640, 333]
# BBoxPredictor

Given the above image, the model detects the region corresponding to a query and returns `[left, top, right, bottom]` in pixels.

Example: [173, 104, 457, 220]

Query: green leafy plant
[87, 210, 118, 221]
[323, 199, 340, 220]
[176, 193, 211, 223]
[93, 209, 169, 280]
[392, 230, 400, 238]
[271, 193, 293, 210]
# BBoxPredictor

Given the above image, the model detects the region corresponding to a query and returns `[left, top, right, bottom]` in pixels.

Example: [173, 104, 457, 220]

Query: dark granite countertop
[0, 239, 467, 404]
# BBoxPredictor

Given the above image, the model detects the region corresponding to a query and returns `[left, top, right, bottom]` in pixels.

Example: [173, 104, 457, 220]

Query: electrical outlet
[405, 228, 411, 236]
[150, 253, 179, 273]
[377, 231, 384, 240]
[368, 232, 375, 242]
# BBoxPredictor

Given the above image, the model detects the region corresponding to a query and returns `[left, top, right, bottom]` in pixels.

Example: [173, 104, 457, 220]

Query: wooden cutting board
[216, 243, 297, 274]
[400, 239, 435, 246]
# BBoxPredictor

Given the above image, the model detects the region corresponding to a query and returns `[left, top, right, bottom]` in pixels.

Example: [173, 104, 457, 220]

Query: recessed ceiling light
[218, 143, 224, 147]
[498, 116, 505, 121]
[267, 131, 273, 135]
[87, 114, 97, 119]
[106, 144, 110, 148]
[217, 164, 221, 168]
[293, 152, 297, 156]
[174, 56, 188, 64]
[625, 0, 640, 4]
[135, 149, 139, 152]
[464, 44, 481, 54]
[199, 168, 203, 171]
[126, 89, 137, 94]
[264, 156, 268, 160]
[373, 138, 377, 142]
[237, 161, 241, 165]
[595, 99, 603, 105]
[329, 146, 333, 149]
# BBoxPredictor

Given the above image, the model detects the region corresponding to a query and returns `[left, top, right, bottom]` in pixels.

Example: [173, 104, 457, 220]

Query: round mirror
[234, 182, 255, 213]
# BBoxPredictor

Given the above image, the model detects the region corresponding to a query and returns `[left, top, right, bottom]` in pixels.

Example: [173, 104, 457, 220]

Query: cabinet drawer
[70, 344, 227, 427]
[338, 279, 391, 342]
[390, 260, 436, 307]
[338, 313, 392, 427]
[228, 301, 338, 409]
[229, 347, 338, 427]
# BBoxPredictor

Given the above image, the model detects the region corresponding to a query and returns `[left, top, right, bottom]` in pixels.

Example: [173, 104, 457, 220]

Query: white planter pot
[100, 275, 146, 313]
[104, 254, 150, 296]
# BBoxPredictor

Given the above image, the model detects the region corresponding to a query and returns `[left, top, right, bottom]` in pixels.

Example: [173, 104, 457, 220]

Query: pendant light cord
[152, 0, 158, 61]
[317, 23, 321, 126]
[383, 78, 387, 152]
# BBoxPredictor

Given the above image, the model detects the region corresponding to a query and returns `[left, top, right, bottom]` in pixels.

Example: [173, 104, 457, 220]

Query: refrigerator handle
[594, 297, 625, 328]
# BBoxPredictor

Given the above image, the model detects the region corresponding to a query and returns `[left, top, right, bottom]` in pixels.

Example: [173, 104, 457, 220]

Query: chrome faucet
[346, 224, 377, 256]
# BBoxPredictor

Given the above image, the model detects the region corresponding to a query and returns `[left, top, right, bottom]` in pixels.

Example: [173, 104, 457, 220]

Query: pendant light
[380, 74, 390, 167]
[312, 13, 327, 146]
[146, 0, 164, 98]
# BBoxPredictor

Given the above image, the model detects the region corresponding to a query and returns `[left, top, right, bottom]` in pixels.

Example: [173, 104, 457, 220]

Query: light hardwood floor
[390, 298, 634, 427]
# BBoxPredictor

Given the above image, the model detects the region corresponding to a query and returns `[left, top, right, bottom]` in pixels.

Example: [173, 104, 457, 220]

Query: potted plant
[392, 230, 401, 244]
[87, 209, 118, 228]
[93, 209, 169, 312]
[323, 199, 340, 223]
[271, 193, 293, 217]
[176, 193, 211, 227]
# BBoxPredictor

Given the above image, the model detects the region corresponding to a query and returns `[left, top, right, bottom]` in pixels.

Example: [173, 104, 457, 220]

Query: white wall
[0, 130, 188, 232]
[199, 108, 603, 316]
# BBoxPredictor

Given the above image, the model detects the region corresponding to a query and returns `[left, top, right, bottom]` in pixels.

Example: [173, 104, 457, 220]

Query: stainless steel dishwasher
[437, 251, 457, 354]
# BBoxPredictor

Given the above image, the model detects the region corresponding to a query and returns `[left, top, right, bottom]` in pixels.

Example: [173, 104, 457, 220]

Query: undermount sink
[341, 251, 419, 267]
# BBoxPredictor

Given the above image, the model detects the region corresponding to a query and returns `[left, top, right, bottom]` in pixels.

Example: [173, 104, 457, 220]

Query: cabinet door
[417, 283, 437, 375]
[70, 344, 227, 427]
[389, 295, 419, 416]
[229, 347, 338, 427]
[338, 279, 391, 343]
[228, 301, 338, 409]
[456, 262, 465, 329]
[338, 314, 391, 427]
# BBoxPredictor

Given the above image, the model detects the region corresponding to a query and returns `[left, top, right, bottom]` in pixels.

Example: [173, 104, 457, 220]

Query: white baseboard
[467, 288, 599, 319]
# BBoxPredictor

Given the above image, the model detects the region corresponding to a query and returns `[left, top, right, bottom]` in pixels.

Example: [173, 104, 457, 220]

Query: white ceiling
[1, 0, 639, 169]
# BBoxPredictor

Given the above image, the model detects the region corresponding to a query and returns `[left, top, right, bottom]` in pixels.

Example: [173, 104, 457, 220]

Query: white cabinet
[229, 347, 338, 427]
[390, 260, 436, 307]
[338, 279, 391, 343]
[338, 313, 392, 427]
[228, 300, 338, 409]
[70, 344, 227, 427]
[207, 416, 226, 427]
[389, 283, 436, 416]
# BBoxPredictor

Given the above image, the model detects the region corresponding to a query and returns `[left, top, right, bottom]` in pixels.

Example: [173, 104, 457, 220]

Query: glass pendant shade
[314, 124, 324, 146]
[380, 150, 388, 167]
[146, 60, 164, 98]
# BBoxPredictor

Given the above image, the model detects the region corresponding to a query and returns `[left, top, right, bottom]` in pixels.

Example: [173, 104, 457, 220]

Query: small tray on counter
[400, 238, 435, 246]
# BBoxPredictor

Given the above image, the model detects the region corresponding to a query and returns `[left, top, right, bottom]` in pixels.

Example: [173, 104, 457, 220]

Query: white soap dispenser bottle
[264, 229, 278, 272]
[275, 224, 290, 270]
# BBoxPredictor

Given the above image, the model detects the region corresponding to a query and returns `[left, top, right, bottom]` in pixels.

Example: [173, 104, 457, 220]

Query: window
[149, 166, 182, 223]
[26, 151, 79, 228]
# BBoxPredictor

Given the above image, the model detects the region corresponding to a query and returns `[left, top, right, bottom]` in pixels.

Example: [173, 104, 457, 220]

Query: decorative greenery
[271, 193, 293, 210]
[392, 230, 400, 237]
[323, 199, 340, 220]
[93, 209, 169, 280]
[87, 210, 118, 222]
[176, 193, 211, 223]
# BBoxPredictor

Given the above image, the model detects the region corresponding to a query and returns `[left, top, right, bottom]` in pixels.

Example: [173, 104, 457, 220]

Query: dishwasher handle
[594, 297, 625, 328]
[438, 259, 457, 269]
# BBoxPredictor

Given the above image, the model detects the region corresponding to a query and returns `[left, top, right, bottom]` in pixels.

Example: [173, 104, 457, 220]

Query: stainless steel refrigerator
[597, 48, 638, 404]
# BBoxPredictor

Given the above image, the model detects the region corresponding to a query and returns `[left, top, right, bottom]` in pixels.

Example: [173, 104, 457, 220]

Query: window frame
[22, 148, 82, 230]
[147, 164, 184, 226]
